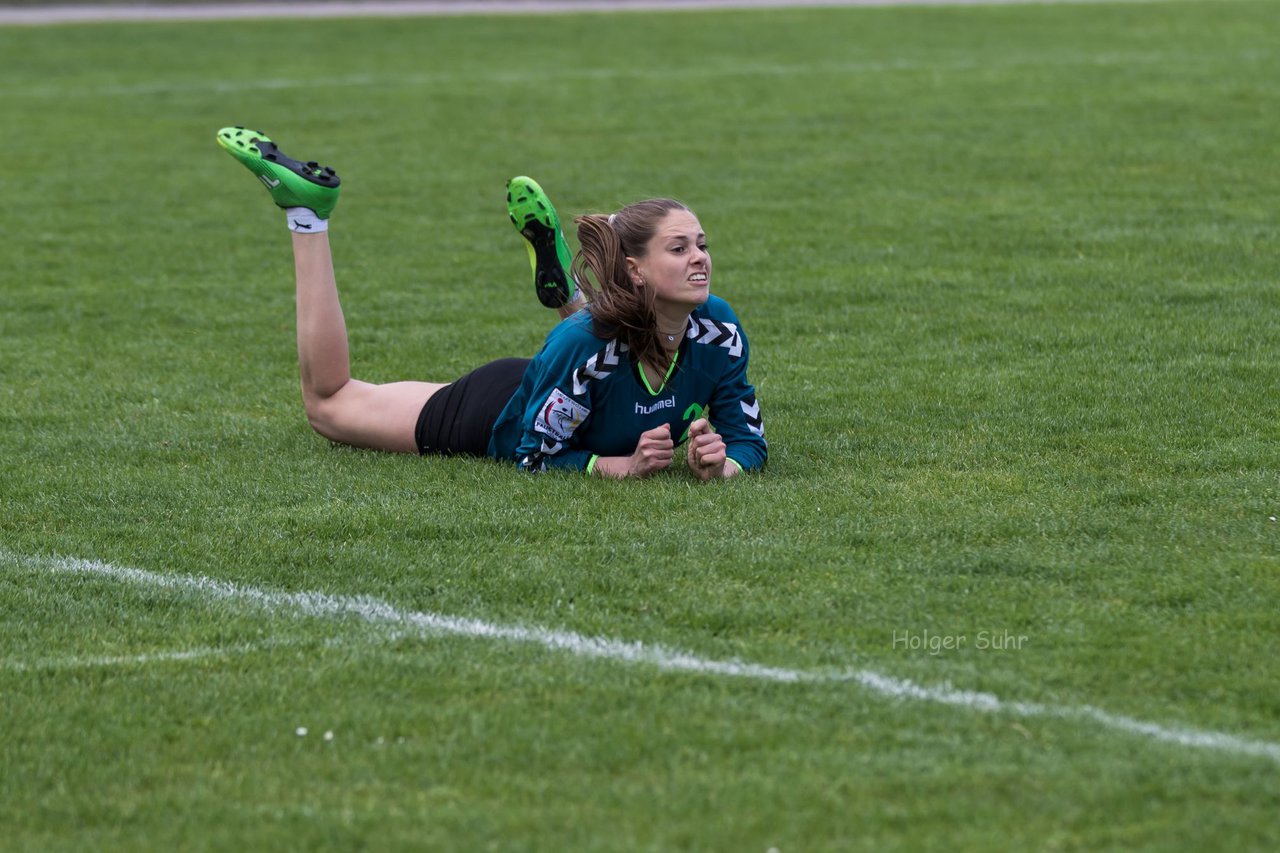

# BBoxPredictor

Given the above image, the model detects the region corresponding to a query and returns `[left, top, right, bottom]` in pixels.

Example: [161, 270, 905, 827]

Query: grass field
[2, 0, 1279, 849]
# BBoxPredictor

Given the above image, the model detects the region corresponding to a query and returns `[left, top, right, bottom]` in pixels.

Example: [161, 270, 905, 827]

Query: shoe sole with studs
[216, 126, 341, 219]
[507, 176, 575, 309]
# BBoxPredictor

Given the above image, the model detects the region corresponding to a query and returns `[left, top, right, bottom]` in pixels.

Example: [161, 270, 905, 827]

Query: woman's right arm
[590, 423, 675, 479]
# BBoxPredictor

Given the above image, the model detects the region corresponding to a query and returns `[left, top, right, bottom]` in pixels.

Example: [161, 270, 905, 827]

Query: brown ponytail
[572, 199, 690, 373]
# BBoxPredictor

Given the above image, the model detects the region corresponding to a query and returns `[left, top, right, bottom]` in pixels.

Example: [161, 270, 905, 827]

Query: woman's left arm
[686, 418, 739, 480]
[702, 314, 766, 474]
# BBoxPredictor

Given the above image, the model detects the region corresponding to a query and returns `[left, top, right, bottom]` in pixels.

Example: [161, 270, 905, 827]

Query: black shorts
[415, 357, 530, 457]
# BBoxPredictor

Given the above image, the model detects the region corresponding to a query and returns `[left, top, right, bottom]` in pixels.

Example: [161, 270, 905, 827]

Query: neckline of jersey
[638, 348, 680, 397]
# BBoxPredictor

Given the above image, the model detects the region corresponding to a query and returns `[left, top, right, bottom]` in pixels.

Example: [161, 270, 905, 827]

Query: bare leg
[292, 232, 445, 453]
[554, 294, 587, 322]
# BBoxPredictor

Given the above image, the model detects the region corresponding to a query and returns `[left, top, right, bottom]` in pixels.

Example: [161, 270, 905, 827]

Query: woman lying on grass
[216, 126, 766, 479]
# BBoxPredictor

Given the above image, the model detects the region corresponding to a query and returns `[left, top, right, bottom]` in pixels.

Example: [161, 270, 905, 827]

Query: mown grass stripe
[0, 640, 292, 673]
[7, 47, 1240, 100]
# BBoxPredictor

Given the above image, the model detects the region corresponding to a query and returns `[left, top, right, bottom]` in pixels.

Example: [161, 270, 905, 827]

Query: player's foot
[507, 176, 576, 309]
[216, 126, 341, 219]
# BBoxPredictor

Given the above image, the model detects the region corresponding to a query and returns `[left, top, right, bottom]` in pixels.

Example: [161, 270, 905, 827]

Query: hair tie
[607, 213, 617, 225]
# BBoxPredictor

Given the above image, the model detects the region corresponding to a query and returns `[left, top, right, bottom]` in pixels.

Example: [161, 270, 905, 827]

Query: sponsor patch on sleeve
[534, 388, 590, 443]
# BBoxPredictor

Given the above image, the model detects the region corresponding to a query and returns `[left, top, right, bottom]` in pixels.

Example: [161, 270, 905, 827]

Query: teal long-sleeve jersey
[488, 295, 766, 473]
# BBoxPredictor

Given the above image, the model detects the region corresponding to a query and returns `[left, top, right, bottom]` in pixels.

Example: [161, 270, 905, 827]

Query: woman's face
[627, 209, 712, 312]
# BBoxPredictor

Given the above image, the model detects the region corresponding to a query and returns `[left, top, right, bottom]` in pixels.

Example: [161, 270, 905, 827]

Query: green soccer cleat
[507, 176, 576, 309]
[216, 126, 340, 219]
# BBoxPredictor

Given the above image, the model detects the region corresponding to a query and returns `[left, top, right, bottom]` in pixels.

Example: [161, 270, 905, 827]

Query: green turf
[2, 1, 1279, 849]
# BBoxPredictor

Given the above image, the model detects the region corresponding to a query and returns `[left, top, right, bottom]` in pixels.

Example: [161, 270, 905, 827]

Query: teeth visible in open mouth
[690, 273, 707, 282]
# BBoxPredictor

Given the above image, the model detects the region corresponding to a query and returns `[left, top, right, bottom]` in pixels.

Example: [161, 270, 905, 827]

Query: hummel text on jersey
[635, 396, 675, 415]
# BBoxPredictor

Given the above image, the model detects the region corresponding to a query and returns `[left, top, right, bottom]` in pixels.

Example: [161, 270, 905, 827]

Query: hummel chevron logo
[692, 319, 743, 358]
[741, 396, 764, 437]
[572, 340, 628, 395]
[520, 437, 565, 473]
[258, 175, 282, 189]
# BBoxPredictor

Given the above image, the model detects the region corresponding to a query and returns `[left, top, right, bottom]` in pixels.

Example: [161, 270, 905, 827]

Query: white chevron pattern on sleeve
[741, 397, 764, 436]
[690, 318, 742, 358]
[521, 437, 566, 473]
[572, 339, 628, 395]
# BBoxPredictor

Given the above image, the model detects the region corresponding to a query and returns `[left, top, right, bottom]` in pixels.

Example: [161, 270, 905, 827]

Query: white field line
[8, 550, 1280, 765]
[0, 0, 1165, 27]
